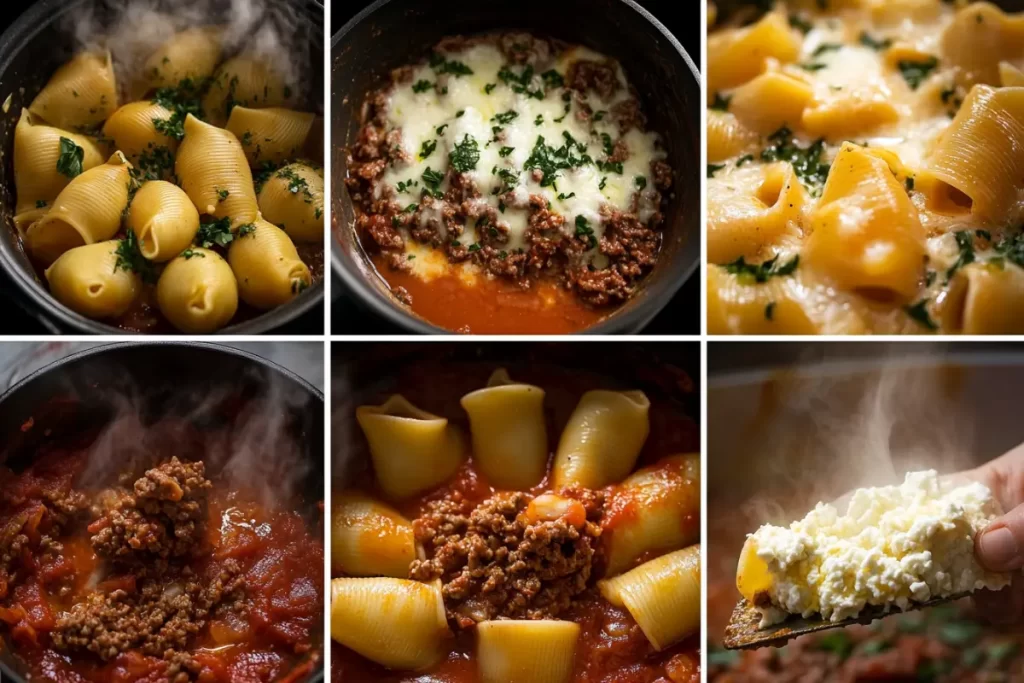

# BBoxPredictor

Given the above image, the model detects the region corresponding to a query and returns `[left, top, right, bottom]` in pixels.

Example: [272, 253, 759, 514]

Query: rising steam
[60, 0, 318, 104]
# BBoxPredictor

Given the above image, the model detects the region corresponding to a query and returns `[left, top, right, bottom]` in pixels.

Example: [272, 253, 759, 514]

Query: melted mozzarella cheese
[381, 43, 665, 256]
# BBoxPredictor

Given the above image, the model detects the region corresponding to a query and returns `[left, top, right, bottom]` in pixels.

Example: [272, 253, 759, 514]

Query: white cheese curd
[379, 42, 665, 262]
[749, 470, 1011, 627]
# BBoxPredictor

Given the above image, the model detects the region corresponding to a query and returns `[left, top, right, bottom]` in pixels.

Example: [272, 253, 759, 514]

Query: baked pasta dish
[0, 422, 323, 681]
[12, 24, 323, 333]
[707, 0, 1024, 334]
[346, 33, 674, 334]
[331, 367, 701, 682]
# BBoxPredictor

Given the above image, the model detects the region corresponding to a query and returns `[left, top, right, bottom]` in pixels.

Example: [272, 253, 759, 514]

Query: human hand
[965, 442, 1024, 623]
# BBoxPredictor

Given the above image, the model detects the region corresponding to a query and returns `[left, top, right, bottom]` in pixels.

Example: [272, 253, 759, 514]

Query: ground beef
[410, 489, 604, 629]
[0, 489, 86, 598]
[567, 60, 620, 100]
[498, 33, 553, 67]
[652, 160, 673, 190]
[51, 561, 244, 680]
[90, 458, 211, 570]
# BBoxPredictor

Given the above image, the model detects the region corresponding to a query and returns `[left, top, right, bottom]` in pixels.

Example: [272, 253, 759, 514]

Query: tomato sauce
[0, 434, 323, 683]
[333, 358, 700, 682]
[370, 254, 610, 334]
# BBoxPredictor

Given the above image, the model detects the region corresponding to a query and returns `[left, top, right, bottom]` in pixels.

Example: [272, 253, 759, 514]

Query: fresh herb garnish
[484, 83, 496, 94]
[737, 154, 755, 167]
[788, 14, 813, 33]
[499, 146, 515, 157]
[946, 230, 976, 280]
[237, 223, 256, 238]
[812, 43, 842, 57]
[905, 299, 938, 330]
[492, 110, 519, 125]
[412, 79, 434, 93]
[765, 302, 776, 320]
[56, 137, 84, 178]
[419, 139, 437, 160]
[635, 176, 647, 190]
[524, 133, 593, 187]
[541, 70, 564, 89]
[114, 229, 157, 283]
[181, 248, 205, 259]
[708, 163, 726, 178]
[761, 127, 830, 192]
[724, 255, 799, 282]
[152, 77, 207, 139]
[276, 166, 315, 202]
[450, 135, 480, 173]
[859, 32, 892, 50]
[498, 64, 544, 99]
[898, 57, 939, 90]
[421, 166, 445, 196]
[194, 216, 235, 248]
[428, 52, 473, 76]
[574, 215, 597, 249]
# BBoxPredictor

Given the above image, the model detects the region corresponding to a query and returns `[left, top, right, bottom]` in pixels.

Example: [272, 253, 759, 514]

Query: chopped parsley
[421, 166, 445, 196]
[450, 135, 480, 173]
[541, 70, 564, 89]
[498, 64, 544, 99]
[708, 163, 726, 178]
[859, 32, 892, 51]
[524, 133, 593, 187]
[534, 114, 543, 125]
[35, 199, 47, 208]
[765, 302, 776, 320]
[114, 229, 157, 283]
[276, 166, 315, 202]
[946, 230, 975, 281]
[574, 215, 597, 249]
[405, 203, 418, 212]
[237, 223, 256, 238]
[484, 83, 496, 94]
[136, 145, 175, 181]
[897, 57, 939, 90]
[761, 127, 831, 192]
[593, 110, 606, 122]
[194, 216, 235, 248]
[737, 154, 755, 167]
[252, 161, 277, 195]
[904, 300, 938, 330]
[468, 242, 481, 253]
[557, 192, 576, 200]
[152, 77, 207, 140]
[217, 188, 229, 202]
[599, 176, 607, 190]
[492, 110, 519, 125]
[800, 62, 828, 72]
[56, 137, 84, 178]
[635, 176, 647, 190]
[181, 248, 205, 259]
[456, 110, 465, 117]
[724, 255, 800, 283]
[396, 179, 418, 193]
[412, 79, 434, 93]
[812, 43, 842, 57]
[499, 146, 515, 157]
[419, 139, 437, 160]
[429, 52, 473, 76]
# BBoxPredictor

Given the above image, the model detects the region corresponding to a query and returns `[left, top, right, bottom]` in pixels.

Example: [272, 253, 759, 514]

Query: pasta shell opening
[26, 217, 88, 265]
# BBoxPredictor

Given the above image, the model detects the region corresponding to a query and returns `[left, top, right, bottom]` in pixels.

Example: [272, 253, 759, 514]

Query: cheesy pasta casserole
[706, 0, 1024, 334]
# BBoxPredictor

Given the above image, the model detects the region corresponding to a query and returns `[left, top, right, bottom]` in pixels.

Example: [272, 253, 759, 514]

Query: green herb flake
[725, 255, 800, 283]
[412, 80, 434, 93]
[541, 70, 564, 89]
[450, 135, 480, 173]
[708, 163, 726, 178]
[760, 127, 831, 192]
[114, 229, 157, 283]
[764, 302, 776, 320]
[574, 215, 597, 249]
[898, 57, 939, 90]
[428, 52, 473, 76]
[635, 176, 647, 190]
[859, 32, 892, 51]
[419, 139, 437, 160]
[904, 299, 938, 330]
[56, 137, 85, 178]
[789, 14, 813, 34]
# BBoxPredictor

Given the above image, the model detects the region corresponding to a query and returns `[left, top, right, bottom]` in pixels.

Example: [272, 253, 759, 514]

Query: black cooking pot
[0, 342, 325, 683]
[0, 0, 325, 335]
[330, 0, 701, 334]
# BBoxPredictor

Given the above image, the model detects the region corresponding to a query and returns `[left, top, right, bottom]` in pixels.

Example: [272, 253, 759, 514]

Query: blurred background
[330, 0, 701, 335]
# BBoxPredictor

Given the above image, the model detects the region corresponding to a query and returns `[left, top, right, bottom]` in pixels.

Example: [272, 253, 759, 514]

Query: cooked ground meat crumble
[347, 32, 673, 308]
[410, 488, 604, 628]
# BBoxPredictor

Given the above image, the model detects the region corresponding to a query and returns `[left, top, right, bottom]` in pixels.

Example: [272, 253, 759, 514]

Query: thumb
[977, 504, 1024, 572]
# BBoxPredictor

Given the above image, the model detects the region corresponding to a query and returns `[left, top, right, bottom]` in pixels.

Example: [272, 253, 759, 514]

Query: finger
[973, 580, 1024, 625]
[976, 503, 1024, 572]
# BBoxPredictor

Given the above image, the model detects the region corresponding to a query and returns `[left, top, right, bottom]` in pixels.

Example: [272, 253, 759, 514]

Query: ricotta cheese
[748, 470, 1010, 627]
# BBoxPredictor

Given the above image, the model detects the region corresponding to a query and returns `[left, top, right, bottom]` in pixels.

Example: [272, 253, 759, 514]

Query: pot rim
[330, 0, 700, 335]
[0, 0, 325, 336]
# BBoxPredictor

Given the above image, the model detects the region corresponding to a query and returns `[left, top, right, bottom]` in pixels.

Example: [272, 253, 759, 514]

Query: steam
[77, 356, 317, 513]
[731, 348, 975, 528]
[330, 362, 356, 488]
[61, 0, 318, 104]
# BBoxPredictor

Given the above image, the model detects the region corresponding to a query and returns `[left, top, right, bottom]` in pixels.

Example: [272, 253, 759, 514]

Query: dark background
[329, 0, 701, 335]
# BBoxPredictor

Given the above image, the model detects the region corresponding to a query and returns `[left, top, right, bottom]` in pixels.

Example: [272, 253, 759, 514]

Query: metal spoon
[723, 593, 971, 650]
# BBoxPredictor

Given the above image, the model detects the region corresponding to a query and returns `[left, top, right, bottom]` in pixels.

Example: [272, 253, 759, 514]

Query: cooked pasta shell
[176, 114, 258, 227]
[141, 27, 222, 93]
[1001, 61, 1024, 87]
[707, 110, 758, 163]
[156, 248, 238, 333]
[736, 537, 773, 605]
[460, 369, 548, 490]
[29, 51, 117, 130]
[707, 12, 800, 94]
[257, 162, 324, 244]
[729, 72, 813, 135]
[603, 454, 701, 577]
[940, 2, 1024, 87]
[928, 85, 1024, 223]
[939, 261, 1024, 334]
[356, 395, 466, 500]
[552, 390, 650, 489]
[598, 545, 701, 651]
[26, 152, 132, 265]
[202, 55, 296, 127]
[44, 240, 139, 319]
[477, 620, 580, 683]
[226, 106, 316, 167]
[102, 101, 179, 177]
[227, 218, 311, 310]
[127, 181, 200, 262]
[331, 491, 417, 577]
[13, 109, 104, 227]
[330, 577, 450, 670]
